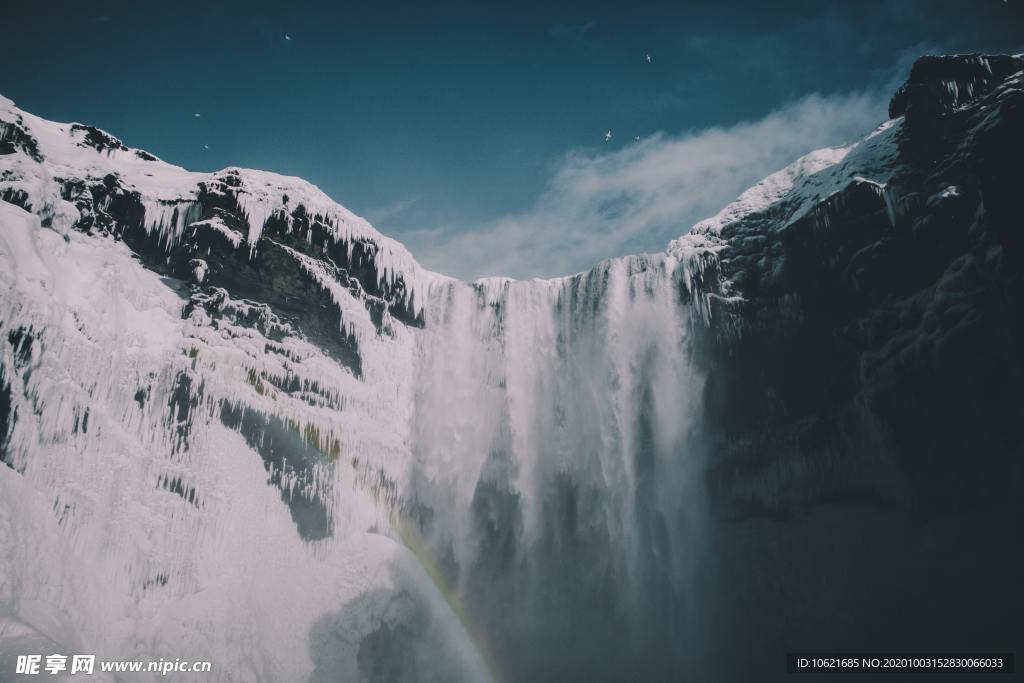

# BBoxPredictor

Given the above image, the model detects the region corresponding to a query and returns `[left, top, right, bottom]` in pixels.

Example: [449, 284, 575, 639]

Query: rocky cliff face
[693, 53, 1024, 515]
[0, 54, 1021, 683]
[680, 54, 1024, 680]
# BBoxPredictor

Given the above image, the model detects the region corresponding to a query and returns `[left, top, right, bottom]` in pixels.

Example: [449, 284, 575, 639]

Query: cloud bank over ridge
[402, 88, 888, 280]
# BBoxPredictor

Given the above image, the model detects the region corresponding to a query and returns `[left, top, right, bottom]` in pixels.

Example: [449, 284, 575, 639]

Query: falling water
[399, 253, 708, 681]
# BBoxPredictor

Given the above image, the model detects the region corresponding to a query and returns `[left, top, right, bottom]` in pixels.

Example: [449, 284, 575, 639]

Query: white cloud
[401, 89, 887, 280]
[364, 196, 420, 226]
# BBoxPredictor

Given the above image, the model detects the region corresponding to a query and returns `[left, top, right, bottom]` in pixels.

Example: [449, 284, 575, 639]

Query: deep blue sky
[3, 0, 1022, 276]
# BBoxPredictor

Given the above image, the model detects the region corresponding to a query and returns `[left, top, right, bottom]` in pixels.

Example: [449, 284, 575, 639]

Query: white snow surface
[670, 117, 901, 245]
[0, 95, 899, 681]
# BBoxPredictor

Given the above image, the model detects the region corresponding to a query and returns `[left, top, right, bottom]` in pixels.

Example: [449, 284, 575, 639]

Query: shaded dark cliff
[701, 53, 1024, 515]
[691, 54, 1024, 681]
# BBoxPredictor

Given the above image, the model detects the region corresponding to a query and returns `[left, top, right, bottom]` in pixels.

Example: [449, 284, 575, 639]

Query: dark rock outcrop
[888, 54, 1024, 120]
[695, 54, 1024, 518]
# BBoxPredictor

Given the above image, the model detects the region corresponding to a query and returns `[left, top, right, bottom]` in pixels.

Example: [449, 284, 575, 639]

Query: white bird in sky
[645, 53, 653, 63]
[634, 135, 641, 142]
[285, 34, 292, 41]
[203, 145, 209, 150]
[604, 130, 612, 142]
[193, 113, 201, 118]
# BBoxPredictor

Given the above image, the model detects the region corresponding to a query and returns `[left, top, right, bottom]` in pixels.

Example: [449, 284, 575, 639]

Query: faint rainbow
[391, 512, 503, 683]
[283, 418, 504, 682]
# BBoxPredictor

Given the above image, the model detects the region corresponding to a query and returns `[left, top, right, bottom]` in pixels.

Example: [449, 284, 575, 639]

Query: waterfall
[405, 254, 707, 680]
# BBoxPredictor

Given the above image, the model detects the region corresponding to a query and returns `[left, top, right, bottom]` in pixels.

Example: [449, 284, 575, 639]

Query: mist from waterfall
[402, 254, 708, 681]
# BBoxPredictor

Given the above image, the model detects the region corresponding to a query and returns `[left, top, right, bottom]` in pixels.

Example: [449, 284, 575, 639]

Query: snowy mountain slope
[1, 53, 1022, 682]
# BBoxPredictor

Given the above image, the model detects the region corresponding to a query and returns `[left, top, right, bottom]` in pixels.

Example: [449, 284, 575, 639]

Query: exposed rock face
[888, 54, 1024, 120]
[0, 55, 1021, 682]
[683, 54, 1024, 680]
[696, 53, 1024, 516]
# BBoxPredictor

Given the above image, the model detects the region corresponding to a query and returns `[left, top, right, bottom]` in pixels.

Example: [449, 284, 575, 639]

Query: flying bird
[203, 145, 209, 150]
[604, 130, 612, 142]
[285, 34, 292, 41]
[193, 113, 201, 118]
[634, 135, 641, 142]
[645, 53, 653, 63]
